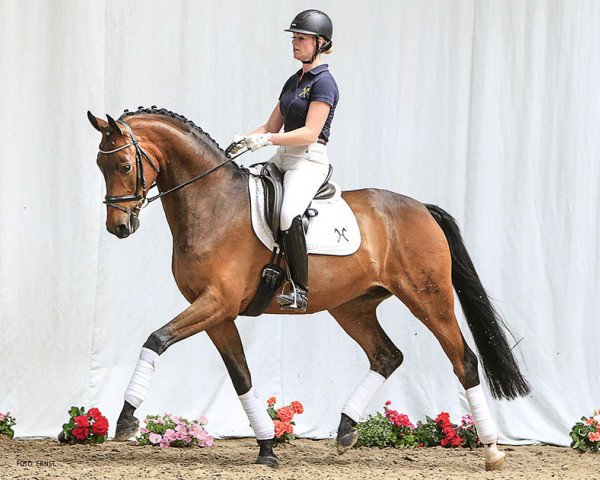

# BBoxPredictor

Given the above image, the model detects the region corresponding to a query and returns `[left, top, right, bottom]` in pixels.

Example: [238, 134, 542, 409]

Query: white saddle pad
[247, 173, 361, 256]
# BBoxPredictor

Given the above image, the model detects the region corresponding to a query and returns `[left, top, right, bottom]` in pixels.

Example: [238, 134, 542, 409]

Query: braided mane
[120, 105, 226, 157]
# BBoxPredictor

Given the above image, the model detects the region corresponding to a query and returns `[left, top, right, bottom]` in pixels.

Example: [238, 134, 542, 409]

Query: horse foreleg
[328, 288, 402, 454]
[206, 322, 277, 468]
[114, 287, 237, 441]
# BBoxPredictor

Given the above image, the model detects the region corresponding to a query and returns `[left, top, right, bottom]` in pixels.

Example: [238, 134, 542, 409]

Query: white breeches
[269, 143, 330, 231]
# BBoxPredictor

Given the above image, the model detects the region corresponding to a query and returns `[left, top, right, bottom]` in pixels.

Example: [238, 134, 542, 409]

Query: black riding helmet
[285, 9, 333, 64]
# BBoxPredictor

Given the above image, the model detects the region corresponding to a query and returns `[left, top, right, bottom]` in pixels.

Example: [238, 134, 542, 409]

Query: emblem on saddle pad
[335, 227, 349, 242]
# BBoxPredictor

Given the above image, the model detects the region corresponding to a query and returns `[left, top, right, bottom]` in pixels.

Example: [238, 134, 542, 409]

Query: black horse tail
[425, 203, 530, 400]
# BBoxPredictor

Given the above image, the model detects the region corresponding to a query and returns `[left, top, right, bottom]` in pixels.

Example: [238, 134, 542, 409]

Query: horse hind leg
[328, 287, 403, 454]
[387, 263, 505, 470]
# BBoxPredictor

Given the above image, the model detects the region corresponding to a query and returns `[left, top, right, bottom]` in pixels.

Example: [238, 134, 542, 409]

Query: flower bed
[133, 413, 213, 448]
[355, 401, 481, 449]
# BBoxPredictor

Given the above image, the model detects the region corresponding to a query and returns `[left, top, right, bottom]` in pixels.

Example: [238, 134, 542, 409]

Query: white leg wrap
[124, 347, 159, 408]
[239, 387, 274, 440]
[466, 384, 498, 444]
[341, 370, 386, 422]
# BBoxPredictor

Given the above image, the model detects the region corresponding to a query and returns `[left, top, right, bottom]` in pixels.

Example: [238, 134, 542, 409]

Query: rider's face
[292, 33, 317, 62]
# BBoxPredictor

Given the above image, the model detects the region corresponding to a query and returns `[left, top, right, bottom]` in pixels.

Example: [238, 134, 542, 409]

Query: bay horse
[88, 107, 529, 470]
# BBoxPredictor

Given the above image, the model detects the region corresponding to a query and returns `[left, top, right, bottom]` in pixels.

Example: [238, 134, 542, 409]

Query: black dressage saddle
[258, 162, 335, 235]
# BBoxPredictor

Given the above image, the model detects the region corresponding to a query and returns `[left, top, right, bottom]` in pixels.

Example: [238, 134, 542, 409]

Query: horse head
[88, 111, 160, 238]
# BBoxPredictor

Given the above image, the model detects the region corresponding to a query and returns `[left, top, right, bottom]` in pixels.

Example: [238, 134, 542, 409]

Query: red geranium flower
[87, 408, 102, 420]
[290, 401, 304, 415]
[435, 412, 450, 424]
[274, 420, 286, 438]
[277, 406, 294, 423]
[91, 416, 109, 436]
[72, 426, 89, 440]
[74, 415, 90, 427]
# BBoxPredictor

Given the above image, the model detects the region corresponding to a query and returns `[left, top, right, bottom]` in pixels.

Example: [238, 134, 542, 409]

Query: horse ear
[87, 111, 107, 132]
[106, 114, 124, 137]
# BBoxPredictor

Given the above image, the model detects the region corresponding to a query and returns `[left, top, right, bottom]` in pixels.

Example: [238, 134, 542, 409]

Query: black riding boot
[276, 215, 308, 311]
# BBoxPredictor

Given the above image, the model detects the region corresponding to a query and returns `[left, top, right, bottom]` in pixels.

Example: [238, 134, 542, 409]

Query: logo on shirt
[299, 86, 311, 99]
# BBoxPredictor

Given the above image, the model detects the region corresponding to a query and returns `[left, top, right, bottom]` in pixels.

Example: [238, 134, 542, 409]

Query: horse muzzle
[108, 213, 140, 238]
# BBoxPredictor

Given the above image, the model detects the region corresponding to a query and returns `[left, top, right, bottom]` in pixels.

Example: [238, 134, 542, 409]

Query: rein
[98, 119, 248, 212]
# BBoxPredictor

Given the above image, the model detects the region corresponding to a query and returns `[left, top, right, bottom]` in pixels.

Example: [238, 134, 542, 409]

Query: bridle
[98, 118, 248, 214]
[98, 119, 160, 215]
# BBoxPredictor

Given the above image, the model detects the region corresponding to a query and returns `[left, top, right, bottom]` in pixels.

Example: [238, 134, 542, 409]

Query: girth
[259, 162, 335, 235]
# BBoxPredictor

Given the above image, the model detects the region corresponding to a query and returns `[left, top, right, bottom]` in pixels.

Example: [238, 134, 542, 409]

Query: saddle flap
[260, 163, 284, 234]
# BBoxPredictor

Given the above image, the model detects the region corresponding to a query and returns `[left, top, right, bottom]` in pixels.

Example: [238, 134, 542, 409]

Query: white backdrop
[1, 1, 598, 447]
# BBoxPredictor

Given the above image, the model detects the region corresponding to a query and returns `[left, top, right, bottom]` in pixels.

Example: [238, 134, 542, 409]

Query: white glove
[229, 134, 246, 155]
[244, 133, 273, 152]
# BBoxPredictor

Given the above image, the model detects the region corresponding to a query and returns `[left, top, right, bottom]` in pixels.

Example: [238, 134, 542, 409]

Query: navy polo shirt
[278, 64, 339, 142]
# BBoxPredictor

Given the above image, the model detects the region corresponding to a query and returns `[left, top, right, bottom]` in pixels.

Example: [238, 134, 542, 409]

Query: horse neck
[146, 122, 247, 241]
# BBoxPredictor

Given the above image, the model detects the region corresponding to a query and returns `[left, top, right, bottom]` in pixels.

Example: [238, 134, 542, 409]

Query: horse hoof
[336, 430, 358, 455]
[485, 451, 506, 471]
[255, 455, 278, 468]
[114, 416, 139, 441]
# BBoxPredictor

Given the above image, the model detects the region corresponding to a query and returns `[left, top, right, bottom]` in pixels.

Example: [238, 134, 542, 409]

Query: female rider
[231, 9, 339, 312]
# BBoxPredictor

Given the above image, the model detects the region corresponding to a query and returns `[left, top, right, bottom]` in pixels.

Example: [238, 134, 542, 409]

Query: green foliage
[413, 416, 444, 447]
[0, 412, 16, 439]
[355, 412, 419, 448]
[570, 412, 600, 453]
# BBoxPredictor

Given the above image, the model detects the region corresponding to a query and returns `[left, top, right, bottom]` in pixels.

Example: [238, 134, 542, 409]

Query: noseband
[98, 119, 160, 214]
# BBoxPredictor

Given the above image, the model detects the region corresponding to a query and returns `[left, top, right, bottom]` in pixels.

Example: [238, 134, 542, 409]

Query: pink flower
[588, 431, 600, 443]
[149, 433, 162, 444]
[461, 414, 474, 426]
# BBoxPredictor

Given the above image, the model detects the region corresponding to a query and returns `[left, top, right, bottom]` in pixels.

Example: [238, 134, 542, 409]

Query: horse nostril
[116, 223, 129, 237]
